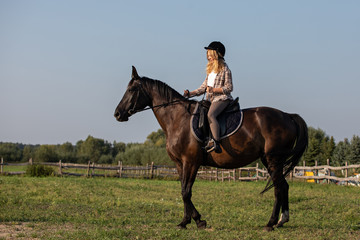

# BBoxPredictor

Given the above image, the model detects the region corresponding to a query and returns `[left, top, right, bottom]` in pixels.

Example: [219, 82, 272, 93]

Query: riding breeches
[207, 100, 230, 141]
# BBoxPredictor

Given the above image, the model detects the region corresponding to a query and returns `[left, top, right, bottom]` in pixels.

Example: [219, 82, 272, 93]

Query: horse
[114, 66, 308, 231]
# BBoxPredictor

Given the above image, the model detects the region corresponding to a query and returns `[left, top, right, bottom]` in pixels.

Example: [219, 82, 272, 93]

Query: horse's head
[114, 66, 151, 122]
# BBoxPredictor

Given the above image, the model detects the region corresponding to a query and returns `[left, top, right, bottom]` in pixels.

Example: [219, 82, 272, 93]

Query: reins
[128, 80, 199, 115]
[131, 99, 190, 114]
[128, 85, 196, 115]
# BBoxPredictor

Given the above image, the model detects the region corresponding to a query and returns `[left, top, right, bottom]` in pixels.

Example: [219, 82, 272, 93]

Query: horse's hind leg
[263, 163, 284, 231]
[276, 179, 289, 228]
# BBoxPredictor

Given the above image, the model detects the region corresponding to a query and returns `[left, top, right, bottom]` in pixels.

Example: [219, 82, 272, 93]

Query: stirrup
[205, 139, 222, 153]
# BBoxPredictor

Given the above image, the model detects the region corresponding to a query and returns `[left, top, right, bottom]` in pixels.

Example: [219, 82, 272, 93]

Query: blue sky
[1, 0, 359, 144]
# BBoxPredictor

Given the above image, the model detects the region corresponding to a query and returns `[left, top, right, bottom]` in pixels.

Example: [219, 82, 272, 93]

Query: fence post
[315, 160, 318, 183]
[59, 160, 62, 176]
[326, 159, 330, 184]
[150, 162, 154, 179]
[87, 161, 91, 177]
[118, 161, 122, 178]
[216, 168, 218, 182]
[91, 162, 95, 177]
[256, 163, 259, 182]
[1, 157, 3, 174]
[29, 158, 33, 165]
[303, 161, 306, 182]
[345, 161, 348, 186]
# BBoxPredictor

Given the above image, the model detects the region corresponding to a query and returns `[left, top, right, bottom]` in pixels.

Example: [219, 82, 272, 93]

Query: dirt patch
[0, 222, 37, 239]
[0, 222, 78, 239]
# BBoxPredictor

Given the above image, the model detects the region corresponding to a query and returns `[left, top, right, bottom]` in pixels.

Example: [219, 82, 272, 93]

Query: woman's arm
[184, 77, 208, 97]
[206, 86, 223, 94]
[221, 66, 233, 94]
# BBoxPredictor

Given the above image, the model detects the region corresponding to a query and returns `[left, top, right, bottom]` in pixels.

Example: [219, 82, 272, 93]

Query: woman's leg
[207, 100, 230, 141]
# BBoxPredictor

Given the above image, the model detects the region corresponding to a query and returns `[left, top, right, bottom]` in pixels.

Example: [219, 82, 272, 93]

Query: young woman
[184, 41, 233, 153]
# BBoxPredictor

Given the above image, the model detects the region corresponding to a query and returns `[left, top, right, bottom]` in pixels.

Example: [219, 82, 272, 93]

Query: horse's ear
[131, 66, 140, 79]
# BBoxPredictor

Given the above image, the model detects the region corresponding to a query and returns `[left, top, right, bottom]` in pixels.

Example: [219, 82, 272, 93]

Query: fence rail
[1, 158, 359, 186]
[292, 159, 360, 186]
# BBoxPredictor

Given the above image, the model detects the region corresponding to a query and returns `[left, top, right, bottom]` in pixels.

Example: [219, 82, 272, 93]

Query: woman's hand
[207, 87, 223, 94]
[183, 89, 190, 97]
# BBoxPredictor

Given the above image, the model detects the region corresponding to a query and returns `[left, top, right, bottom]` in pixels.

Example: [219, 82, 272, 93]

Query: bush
[98, 154, 114, 164]
[26, 164, 55, 177]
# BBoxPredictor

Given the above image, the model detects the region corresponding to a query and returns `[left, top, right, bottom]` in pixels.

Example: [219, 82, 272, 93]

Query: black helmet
[204, 41, 225, 58]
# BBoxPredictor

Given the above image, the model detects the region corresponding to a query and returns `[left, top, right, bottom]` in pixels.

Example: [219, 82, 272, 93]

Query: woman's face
[207, 50, 215, 62]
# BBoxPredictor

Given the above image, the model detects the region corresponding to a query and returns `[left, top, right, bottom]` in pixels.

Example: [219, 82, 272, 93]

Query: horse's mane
[141, 77, 187, 102]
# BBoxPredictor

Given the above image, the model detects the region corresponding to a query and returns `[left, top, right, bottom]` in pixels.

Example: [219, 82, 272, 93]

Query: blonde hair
[206, 50, 225, 75]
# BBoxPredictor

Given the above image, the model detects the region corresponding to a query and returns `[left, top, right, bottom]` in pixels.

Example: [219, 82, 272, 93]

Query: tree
[303, 127, 324, 165]
[112, 141, 126, 157]
[115, 143, 144, 165]
[0, 143, 22, 162]
[98, 154, 114, 164]
[332, 139, 351, 166]
[145, 129, 166, 147]
[76, 135, 112, 163]
[322, 136, 336, 160]
[34, 145, 59, 162]
[349, 135, 360, 164]
[57, 142, 76, 162]
[115, 141, 173, 166]
[22, 145, 34, 162]
[303, 137, 320, 166]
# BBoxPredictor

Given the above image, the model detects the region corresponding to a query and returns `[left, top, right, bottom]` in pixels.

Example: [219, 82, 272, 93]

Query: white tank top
[207, 71, 217, 87]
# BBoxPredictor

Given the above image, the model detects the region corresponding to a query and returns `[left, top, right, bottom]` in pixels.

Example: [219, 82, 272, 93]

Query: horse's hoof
[276, 211, 289, 228]
[275, 222, 284, 228]
[263, 226, 274, 232]
[197, 220, 207, 229]
[176, 224, 187, 230]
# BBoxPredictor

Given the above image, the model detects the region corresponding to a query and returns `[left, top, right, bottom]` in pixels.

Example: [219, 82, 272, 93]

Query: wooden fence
[1, 158, 359, 185]
[0, 158, 268, 181]
[292, 159, 360, 186]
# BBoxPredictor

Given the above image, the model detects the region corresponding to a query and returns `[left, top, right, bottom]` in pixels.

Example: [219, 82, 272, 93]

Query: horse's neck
[149, 91, 191, 135]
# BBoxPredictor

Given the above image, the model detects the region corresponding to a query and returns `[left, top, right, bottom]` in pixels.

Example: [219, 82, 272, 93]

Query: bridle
[127, 82, 194, 116]
[128, 87, 141, 115]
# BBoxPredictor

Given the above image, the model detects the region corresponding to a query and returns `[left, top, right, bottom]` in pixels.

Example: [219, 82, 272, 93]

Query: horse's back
[242, 106, 300, 153]
[243, 106, 297, 130]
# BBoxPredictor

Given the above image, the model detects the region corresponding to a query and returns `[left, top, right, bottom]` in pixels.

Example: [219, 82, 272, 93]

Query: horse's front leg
[177, 162, 207, 229]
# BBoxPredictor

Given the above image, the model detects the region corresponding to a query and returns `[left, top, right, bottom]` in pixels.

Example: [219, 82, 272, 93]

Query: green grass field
[0, 176, 359, 240]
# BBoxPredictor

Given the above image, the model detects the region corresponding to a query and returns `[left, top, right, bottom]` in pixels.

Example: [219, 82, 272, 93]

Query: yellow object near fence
[304, 171, 315, 183]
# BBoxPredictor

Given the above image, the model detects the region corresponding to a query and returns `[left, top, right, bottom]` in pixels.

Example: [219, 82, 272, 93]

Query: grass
[1, 165, 27, 173]
[0, 176, 359, 240]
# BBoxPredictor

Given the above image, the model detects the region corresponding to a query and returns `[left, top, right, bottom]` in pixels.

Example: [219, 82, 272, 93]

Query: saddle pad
[190, 104, 243, 142]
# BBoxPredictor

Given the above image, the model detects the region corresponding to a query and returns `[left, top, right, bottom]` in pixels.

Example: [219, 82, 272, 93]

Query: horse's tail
[261, 113, 308, 194]
[282, 114, 308, 178]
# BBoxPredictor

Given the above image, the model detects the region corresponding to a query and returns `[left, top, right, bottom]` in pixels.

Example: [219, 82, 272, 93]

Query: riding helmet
[204, 41, 225, 58]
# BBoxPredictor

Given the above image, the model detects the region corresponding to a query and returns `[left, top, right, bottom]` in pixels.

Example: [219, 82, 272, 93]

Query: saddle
[190, 97, 243, 143]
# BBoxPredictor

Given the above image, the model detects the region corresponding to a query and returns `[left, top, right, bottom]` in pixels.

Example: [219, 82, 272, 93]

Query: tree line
[0, 129, 170, 166]
[1, 127, 359, 166]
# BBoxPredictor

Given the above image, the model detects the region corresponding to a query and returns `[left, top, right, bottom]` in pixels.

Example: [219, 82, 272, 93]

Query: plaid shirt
[193, 63, 233, 102]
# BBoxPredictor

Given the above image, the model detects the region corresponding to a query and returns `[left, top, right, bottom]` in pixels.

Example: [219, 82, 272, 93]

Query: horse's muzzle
[114, 110, 129, 122]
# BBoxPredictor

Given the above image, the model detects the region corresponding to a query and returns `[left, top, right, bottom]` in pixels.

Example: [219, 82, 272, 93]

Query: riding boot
[205, 139, 222, 153]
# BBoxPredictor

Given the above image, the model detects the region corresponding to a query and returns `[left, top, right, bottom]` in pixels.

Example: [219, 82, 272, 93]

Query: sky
[1, 0, 359, 145]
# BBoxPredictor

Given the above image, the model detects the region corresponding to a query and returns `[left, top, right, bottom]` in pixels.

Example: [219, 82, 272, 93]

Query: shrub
[26, 164, 55, 177]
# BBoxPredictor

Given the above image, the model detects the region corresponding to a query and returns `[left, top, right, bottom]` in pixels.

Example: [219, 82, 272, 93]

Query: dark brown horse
[114, 66, 308, 231]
